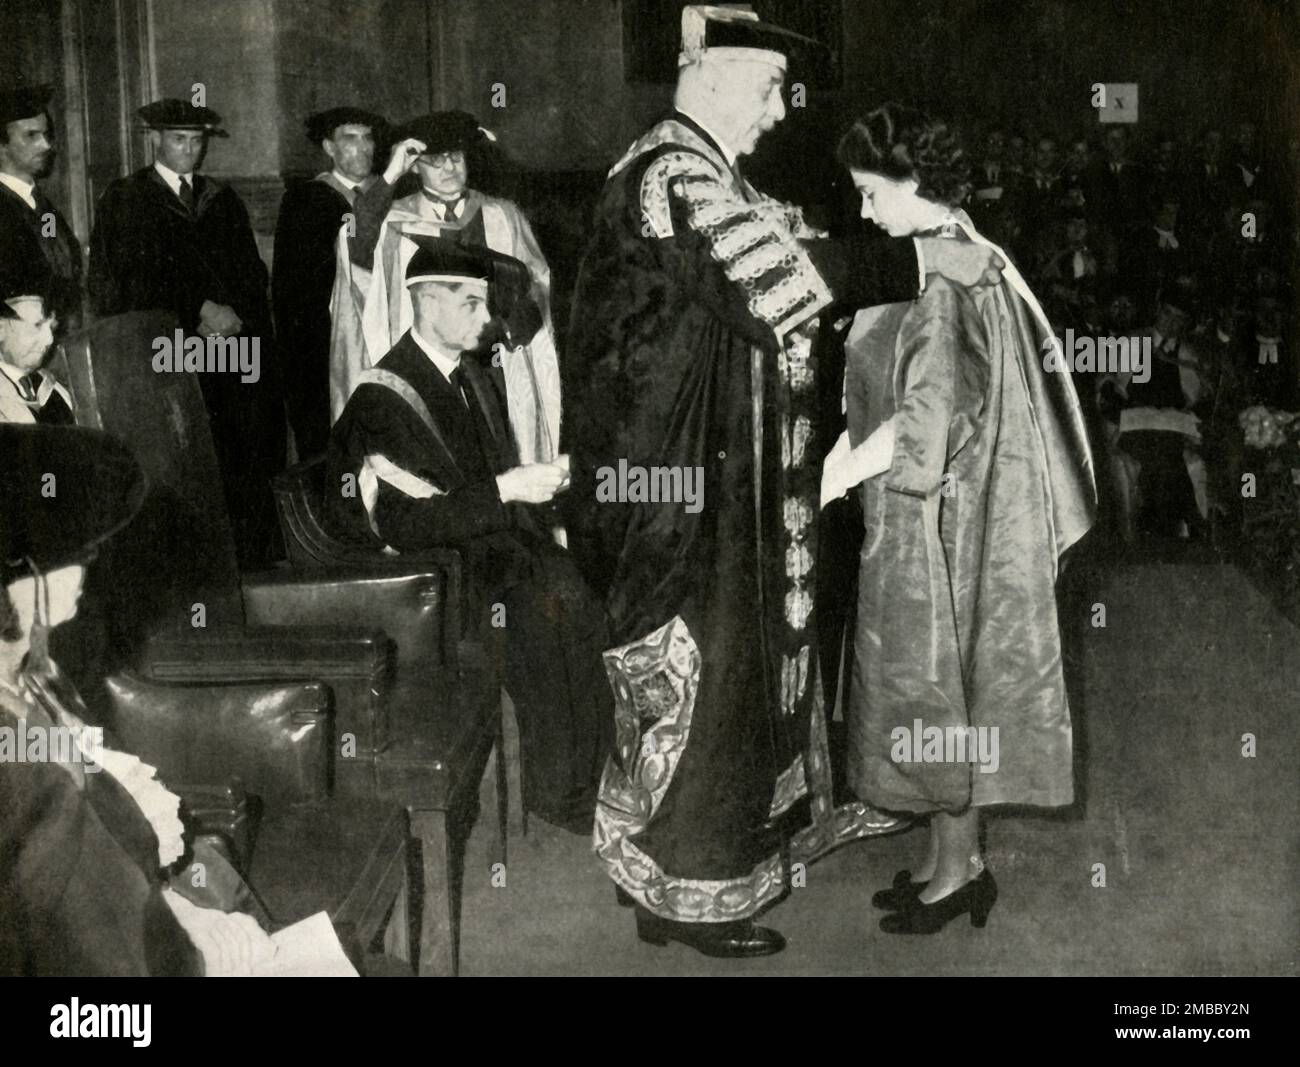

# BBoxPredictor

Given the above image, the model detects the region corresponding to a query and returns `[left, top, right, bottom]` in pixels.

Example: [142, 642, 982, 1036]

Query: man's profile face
[415, 150, 468, 201]
[152, 129, 207, 175]
[412, 280, 490, 352]
[324, 123, 375, 182]
[0, 113, 54, 180]
[0, 296, 56, 372]
[1065, 218, 1088, 247]
[712, 59, 786, 157]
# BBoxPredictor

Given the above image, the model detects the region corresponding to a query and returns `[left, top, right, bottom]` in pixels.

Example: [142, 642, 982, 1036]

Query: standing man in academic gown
[272, 107, 384, 459]
[89, 99, 284, 566]
[565, 4, 1002, 958]
[0, 84, 82, 332]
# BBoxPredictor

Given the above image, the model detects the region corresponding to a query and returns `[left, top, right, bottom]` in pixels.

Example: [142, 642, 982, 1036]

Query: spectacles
[419, 150, 466, 169]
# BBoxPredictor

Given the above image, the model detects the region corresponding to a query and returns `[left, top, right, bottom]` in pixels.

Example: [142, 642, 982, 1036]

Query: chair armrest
[104, 671, 331, 806]
[241, 568, 458, 675]
[140, 626, 395, 765]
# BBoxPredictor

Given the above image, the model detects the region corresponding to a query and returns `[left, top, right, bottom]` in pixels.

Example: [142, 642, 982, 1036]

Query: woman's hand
[820, 419, 897, 509]
[820, 430, 855, 508]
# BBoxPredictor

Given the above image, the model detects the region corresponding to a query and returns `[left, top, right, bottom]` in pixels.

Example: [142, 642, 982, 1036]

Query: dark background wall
[428, 0, 1299, 219]
[4, 0, 1297, 249]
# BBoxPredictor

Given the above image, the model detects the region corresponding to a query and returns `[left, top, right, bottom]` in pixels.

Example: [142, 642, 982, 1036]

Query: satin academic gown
[844, 227, 1096, 813]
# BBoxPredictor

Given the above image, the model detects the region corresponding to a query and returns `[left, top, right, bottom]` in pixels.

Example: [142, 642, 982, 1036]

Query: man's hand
[199, 300, 242, 337]
[382, 137, 428, 185]
[921, 238, 1004, 288]
[496, 462, 568, 505]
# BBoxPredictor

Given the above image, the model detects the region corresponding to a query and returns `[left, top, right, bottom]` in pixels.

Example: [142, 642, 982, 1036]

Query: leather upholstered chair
[63, 311, 505, 975]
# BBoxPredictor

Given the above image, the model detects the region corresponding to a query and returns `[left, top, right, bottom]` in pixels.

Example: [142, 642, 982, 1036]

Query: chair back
[62, 311, 245, 639]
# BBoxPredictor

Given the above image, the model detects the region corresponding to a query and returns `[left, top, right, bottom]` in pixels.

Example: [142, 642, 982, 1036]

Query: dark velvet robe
[0, 183, 83, 328]
[326, 332, 611, 826]
[273, 173, 368, 458]
[565, 116, 918, 923]
[88, 167, 285, 565]
[844, 257, 1095, 813]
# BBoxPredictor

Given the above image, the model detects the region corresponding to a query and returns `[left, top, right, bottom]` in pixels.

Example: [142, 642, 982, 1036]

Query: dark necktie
[448, 364, 470, 409]
[17, 371, 74, 425]
[178, 175, 195, 214]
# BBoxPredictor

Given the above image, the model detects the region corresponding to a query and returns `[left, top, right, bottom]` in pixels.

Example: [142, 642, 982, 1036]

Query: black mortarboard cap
[305, 106, 386, 145]
[679, 5, 822, 70]
[137, 98, 228, 137]
[1, 426, 146, 583]
[0, 83, 53, 126]
[398, 110, 496, 158]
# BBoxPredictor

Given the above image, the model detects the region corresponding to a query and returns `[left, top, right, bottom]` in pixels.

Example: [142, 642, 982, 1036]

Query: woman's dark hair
[837, 103, 971, 208]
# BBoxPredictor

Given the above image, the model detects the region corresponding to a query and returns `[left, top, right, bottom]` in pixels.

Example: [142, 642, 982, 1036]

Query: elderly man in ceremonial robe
[565, 4, 1003, 958]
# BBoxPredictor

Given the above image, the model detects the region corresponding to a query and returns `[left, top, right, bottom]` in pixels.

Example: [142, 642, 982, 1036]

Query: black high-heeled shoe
[870, 869, 930, 911]
[878, 869, 997, 934]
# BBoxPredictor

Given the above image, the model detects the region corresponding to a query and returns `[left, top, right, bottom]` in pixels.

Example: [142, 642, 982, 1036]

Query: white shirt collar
[0, 172, 37, 210]
[0, 361, 72, 410]
[420, 193, 466, 221]
[331, 171, 362, 192]
[678, 109, 737, 168]
[410, 327, 462, 384]
[153, 160, 194, 197]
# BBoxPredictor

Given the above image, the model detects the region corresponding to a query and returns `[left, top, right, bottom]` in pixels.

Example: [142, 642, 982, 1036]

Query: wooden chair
[64, 310, 505, 974]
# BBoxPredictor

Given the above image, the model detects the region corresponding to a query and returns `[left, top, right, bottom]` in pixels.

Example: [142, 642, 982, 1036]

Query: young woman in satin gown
[821, 104, 1096, 934]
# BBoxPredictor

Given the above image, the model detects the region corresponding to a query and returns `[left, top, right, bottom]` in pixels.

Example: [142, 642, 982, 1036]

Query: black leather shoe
[879, 869, 997, 934]
[870, 868, 929, 911]
[635, 908, 786, 958]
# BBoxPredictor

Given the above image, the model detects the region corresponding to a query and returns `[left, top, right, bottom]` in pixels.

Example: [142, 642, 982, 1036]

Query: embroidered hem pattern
[592, 615, 906, 924]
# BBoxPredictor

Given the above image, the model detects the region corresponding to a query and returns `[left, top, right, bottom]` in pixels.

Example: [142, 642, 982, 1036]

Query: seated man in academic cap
[326, 238, 611, 833]
[0, 273, 74, 425]
[89, 98, 285, 567]
[0, 83, 83, 332]
[331, 111, 561, 472]
[273, 106, 385, 459]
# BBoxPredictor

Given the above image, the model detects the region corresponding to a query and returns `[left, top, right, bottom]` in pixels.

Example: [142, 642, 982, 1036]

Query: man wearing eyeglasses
[330, 111, 562, 479]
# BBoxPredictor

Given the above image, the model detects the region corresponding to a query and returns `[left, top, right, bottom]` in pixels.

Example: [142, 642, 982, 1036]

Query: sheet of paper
[260, 912, 359, 977]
